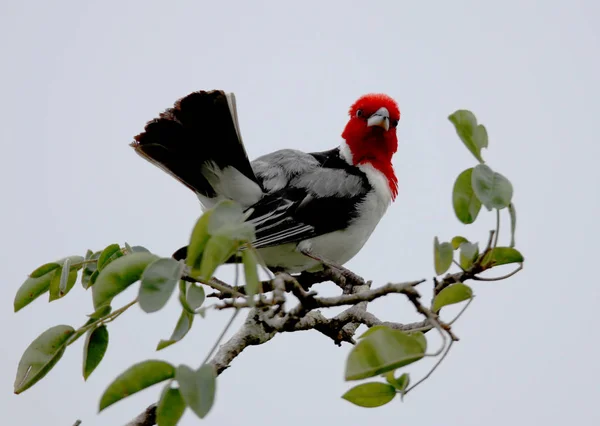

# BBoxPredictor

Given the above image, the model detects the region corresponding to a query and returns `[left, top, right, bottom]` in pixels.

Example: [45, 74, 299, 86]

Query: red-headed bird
[131, 91, 400, 273]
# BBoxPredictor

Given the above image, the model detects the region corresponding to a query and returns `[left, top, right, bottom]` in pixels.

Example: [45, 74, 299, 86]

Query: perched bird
[131, 90, 400, 273]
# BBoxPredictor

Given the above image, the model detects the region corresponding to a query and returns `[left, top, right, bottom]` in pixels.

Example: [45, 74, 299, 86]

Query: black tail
[131, 90, 260, 198]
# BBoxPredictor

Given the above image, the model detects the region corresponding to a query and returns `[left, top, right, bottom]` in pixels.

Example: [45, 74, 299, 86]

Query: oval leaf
[342, 382, 396, 408]
[482, 247, 524, 267]
[451, 236, 468, 250]
[14, 325, 74, 394]
[130, 245, 150, 253]
[186, 283, 205, 311]
[433, 283, 473, 312]
[198, 235, 238, 280]
[83, 325, 109, 380]
[157, 310, 194, 351]
[242, 250, 260, 304]
[206, 201, 255, 241]
[99, 360, 175, 411]
[459, 242, 479, 270]
[385, 371, 410, 393]
[186, 210, 213, 271]
[29, 262, 60, 278]
[139, 258, 182, 313]
[82, 251, 101, 289]
[434, 237, 453, 275]
[345, 327, 426, 381]
[471, 164, 514, 210]
[97, 244, 122, 271]
[448, 110, 487, 163]
[157, 385, 186, 426]
[14, 275, 53, 312]
[453, 168, 482, 224]
[92, 252, 159, 310]
[176, 364, 216, 419]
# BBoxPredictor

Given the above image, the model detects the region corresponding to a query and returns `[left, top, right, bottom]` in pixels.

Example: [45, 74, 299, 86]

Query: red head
[341, 93, 400, 199]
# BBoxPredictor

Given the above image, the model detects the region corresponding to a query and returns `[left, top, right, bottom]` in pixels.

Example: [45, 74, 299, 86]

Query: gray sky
[2, 1, 599, 425]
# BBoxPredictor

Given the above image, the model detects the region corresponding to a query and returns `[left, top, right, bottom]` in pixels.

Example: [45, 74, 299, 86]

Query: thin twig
[472, 263, 523, 281]
[201, 309, 241, 366]
[447, 297, 474, 326]
[405, 339, 455, 395]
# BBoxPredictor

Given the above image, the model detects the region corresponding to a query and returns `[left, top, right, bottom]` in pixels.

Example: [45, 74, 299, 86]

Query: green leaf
[87, 305, 112, 320]
[83, 325, 109, 380]
[345, 327, 426, 381]
[92, 252, 159, 310]
[434, 237, 453, 275]
[482, 247, 524, 268]
[29, 262, 60, 278]
[358, 325, 390, 339]
[242, 250, 260, 305]
[342, 382, 396, 408]
[186, 284, 205, 311]
[198, 235, 238, 280]
[178, 281, 195, 314]
[157, 310, 194, 351]
[82, 251, 101, 289]
[385, 372, 410, 393]
[432, 283, 473, 313]
[139, 258, 182, 313]
[48, 266, 78, 301]
[97, 244, 123, 271]
[208, 200, 254, 241]
[471, 164, 513, 210]
[448, 109, 487, 163]
[15, 275, 53, 312]
[451, 236, 468, 250]
[99, 360, 175, 411]
[157, 385, 186, 426]
[14, 325, 74, 394]
[130, 245, 151, 253]
[176, 364, 216, 419]
[16, 256, 85, 310]
[459, 242, 479, 270]
[452, 168, 482, 224]
[186, 210, 213, 271]
[508, 203, 517, 248]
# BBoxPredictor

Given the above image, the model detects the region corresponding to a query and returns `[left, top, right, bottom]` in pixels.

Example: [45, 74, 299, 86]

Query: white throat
[339, 140, 354, 165]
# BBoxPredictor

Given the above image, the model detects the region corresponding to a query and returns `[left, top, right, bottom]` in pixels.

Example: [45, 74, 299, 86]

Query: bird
[131, 90, 400, 273]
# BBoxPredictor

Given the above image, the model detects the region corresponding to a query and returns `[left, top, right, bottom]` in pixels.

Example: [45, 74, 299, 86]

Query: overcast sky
[2, 1, 599, 425]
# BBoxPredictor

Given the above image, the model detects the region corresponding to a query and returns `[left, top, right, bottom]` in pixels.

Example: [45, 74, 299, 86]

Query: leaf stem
[447, 296, 474, 325]
[404, 339, 455, 395]
[201, 308, 240, 366]
[67, 299, 138, 346]
[493, 209, 500, 249]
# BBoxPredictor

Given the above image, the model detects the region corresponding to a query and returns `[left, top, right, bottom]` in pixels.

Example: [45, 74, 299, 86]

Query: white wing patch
[198, 161, 263, 209]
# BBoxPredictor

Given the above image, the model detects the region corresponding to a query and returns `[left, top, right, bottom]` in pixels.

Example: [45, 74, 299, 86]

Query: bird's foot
[299, 250, 366, 292]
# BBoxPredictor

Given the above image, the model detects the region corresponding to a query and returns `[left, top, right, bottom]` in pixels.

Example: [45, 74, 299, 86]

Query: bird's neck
[340, 140, 398, 200]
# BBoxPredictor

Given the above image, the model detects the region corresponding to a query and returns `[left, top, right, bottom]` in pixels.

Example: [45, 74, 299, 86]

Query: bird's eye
[356, 109, 363, 117]
[391, 119, 399, 128]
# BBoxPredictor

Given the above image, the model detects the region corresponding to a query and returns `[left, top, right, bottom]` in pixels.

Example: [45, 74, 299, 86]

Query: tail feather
[131, 90, 262, 199]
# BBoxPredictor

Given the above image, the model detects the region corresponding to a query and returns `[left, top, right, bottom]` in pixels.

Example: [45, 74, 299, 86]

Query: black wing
[247, 148, 370, 248]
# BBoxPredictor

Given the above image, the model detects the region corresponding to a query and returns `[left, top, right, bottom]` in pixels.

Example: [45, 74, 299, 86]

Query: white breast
[259, 164, 393, 273]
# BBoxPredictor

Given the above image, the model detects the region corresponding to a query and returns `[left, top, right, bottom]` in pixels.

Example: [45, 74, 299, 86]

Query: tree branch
[124, 239, 518, 426]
